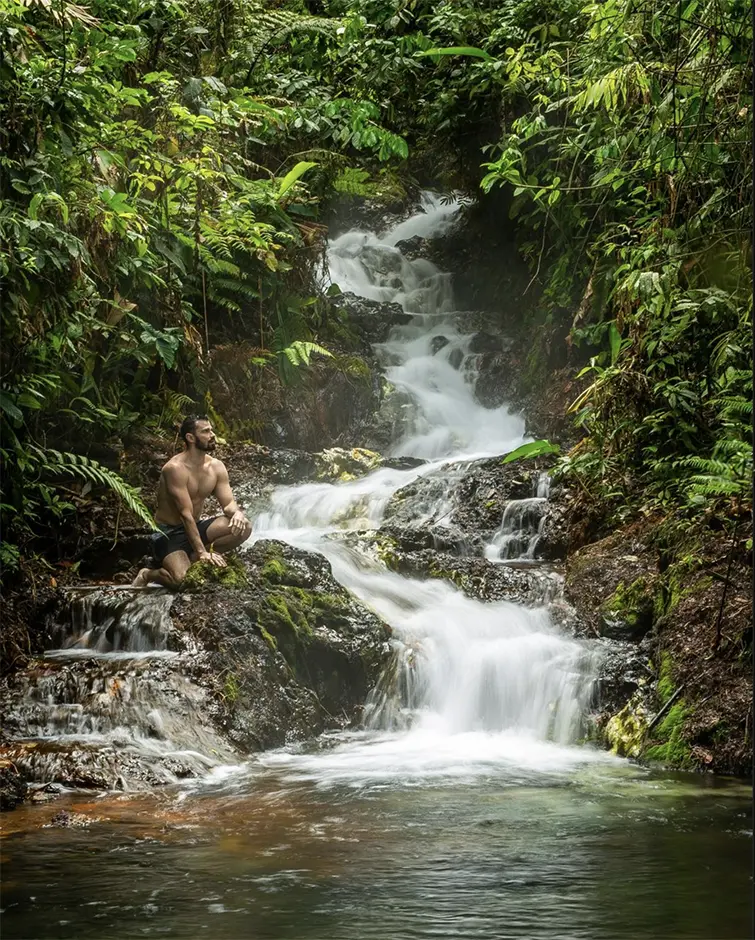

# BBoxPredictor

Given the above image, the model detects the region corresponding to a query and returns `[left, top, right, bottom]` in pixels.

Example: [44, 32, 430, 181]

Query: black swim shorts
[150, 516, 222, 563]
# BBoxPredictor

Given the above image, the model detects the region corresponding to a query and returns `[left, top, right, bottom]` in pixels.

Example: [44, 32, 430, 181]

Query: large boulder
[383, 455, 562, 557]
[207, 340, 385, 452]
[170, 541, 391, 752]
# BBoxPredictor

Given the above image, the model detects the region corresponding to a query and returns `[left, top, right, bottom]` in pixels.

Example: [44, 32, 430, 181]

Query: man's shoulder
[209, 456, 228, 476]
[161, 454, 189, 477]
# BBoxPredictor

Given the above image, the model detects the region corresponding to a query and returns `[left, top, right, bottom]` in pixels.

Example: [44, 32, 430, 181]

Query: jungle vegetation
[0, 0, 751, 573]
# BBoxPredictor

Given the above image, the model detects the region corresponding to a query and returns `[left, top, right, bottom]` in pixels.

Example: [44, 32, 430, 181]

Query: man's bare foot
[132, 568, 152, 587]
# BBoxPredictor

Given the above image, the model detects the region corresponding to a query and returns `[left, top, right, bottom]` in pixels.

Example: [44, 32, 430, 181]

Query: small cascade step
[53, 589, 174, 653]
[485, 472, 552, 564]
[1, 590, 238, 790]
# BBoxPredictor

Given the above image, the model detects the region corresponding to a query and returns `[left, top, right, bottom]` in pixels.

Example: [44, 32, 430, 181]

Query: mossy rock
[655, 651, 676, 705]
[599, 575, 658, 640]
[315, 447, 382, 482]
[258, 585, 351, 650]
[604, 693, 649, 758]
[373, 533, 401, 571]
[182, 555, 248, 591]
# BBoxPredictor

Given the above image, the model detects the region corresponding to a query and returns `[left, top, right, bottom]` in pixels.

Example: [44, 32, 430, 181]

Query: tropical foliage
[0, 0, 409, 565]
[1, 0, 750, 571]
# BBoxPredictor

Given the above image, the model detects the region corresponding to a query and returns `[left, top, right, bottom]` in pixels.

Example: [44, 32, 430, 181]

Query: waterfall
[327, 193, 527, 461]
[250, 194, 602, 782]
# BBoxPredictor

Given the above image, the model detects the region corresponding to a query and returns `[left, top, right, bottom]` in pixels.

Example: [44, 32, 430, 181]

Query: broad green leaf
[277, 161, 318, 200]
[501, 440, 561, 464]
[417, 46, 494, 61]
[28, 193, 43, 220]
[0, 392, 23, 423]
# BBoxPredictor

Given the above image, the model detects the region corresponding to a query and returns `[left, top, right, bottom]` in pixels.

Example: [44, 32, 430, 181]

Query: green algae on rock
[599, 575, 659, 641]
[604, 692, 649, 759]
[315, 447, 382, 482]
[181, 554, 249, 591]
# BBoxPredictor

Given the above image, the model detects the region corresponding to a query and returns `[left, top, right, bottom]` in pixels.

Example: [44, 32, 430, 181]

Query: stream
[1, 195, 751, 939]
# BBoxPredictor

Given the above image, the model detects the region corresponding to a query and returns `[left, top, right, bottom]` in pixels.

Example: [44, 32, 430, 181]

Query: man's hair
[179, 414, 209, 443]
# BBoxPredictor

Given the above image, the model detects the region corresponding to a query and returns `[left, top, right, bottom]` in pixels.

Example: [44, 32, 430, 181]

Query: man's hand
[228, 510, 249, 536]
[199, 551, 227, 568]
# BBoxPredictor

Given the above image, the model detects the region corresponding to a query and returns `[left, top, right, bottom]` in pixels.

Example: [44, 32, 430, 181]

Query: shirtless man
[132, 415, 252, 587]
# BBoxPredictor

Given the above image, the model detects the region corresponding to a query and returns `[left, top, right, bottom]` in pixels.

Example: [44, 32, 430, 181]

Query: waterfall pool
[1, 763, 751, 939]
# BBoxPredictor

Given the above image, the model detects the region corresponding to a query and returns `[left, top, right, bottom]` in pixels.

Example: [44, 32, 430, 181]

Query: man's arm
[163, 464, 210, 559]
[213, 462, 250, 536]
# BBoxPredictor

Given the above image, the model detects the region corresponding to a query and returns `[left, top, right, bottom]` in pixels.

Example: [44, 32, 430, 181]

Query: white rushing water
[248, 194, 607, 785]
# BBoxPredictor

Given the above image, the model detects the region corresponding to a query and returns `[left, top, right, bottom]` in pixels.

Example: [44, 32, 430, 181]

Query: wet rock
[225, 443, 420, 501]
[0, 762, 28, 811]
[474, 351, 519, 409]
[29, 782, 63, 804]
[46, 810, 100, 828]
[315, 447, 382, 482]
[172, 541, 392, 753]
[360, 382, 415, 453]
[337, 530, 550, 606]
[537, 498, 570, 561]
[331, 292, 412, 344]
[0, 649, 237, 791]
[603, 690, 651, 758]
[207, 338, 385, 452]
[391, 551, 549, 605]
[384, 456, 557, 552]
[448, 348, 464, 370]
[589, 637, 654, 729]
[468, 331, 502, 355]
[394, 235, 427, 259]
[430, 335, 449, 355]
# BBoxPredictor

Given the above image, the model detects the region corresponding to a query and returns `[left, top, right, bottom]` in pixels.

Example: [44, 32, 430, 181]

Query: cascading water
[249, 194, 605, 784]
[328, 193, 527, 460]
[485, 471, 552, 563]
[3, 590, 236, 788]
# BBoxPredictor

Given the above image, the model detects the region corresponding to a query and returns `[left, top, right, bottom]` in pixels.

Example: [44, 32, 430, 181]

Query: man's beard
[195, 439, 216, 452]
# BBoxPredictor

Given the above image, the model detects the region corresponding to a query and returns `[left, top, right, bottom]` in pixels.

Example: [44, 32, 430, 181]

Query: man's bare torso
[155, 453, 222, 525]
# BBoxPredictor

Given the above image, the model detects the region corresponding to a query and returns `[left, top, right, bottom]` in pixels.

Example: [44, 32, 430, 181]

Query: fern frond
[28, 446, 157, 529]
[279, 340, 333, 367]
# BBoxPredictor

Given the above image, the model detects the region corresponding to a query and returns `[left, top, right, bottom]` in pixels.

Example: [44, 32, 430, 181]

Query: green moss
[258, 624, 278, 651]
[316, 447, 381, 482]
[261, 556, 289, 583]
[182, 554, 248, 591]
[655, 652, 675, 705]
[374, 534, 401, 571]
[600, 575, 655, 632]
[428, 561, 468, 591]
[264, 591, 313, 637]
[656, 556, 713, 621]
[645, 701, 692, 767]
[223, 672, 240, 703]
[604, 694, 649, 758]
[335, 354, 372, 383]
[259, 585, 350, 647]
